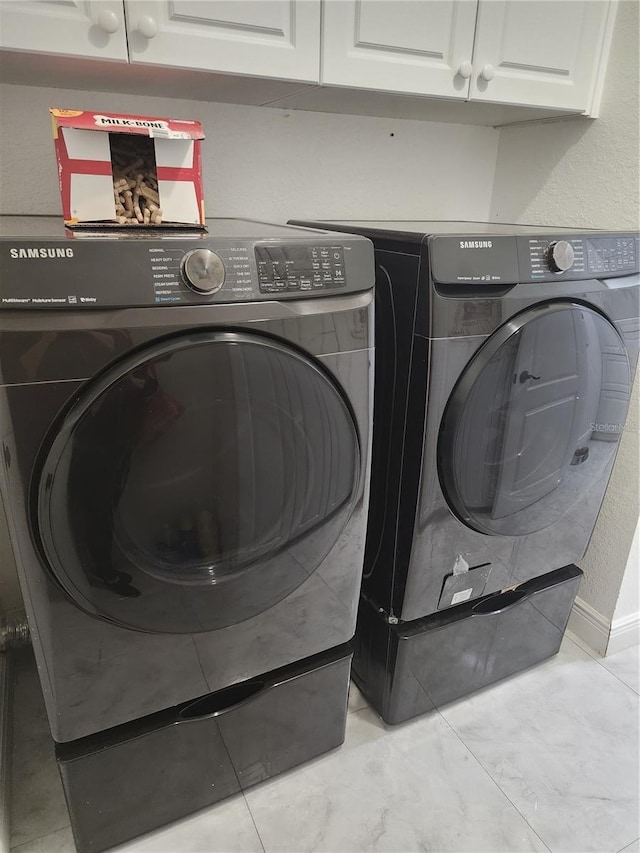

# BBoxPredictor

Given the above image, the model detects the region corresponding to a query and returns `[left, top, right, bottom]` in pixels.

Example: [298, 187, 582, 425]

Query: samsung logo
[460, 240, 493, 249]
[9, 248, 74, 259]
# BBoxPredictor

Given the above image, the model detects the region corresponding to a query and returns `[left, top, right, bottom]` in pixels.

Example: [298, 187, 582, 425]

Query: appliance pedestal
[353, 565, 582, 724]
[57, 646, 352, 853]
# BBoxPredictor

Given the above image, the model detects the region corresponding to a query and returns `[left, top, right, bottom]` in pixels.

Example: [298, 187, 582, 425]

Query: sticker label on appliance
[451, 588, 473, 605]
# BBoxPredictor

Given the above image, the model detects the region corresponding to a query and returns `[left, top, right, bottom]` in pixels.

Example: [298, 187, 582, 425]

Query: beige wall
[490, 0, 640, 621]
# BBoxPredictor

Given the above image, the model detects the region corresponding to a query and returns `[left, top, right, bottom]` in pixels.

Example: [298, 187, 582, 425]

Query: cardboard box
[50, 108, 206, 229]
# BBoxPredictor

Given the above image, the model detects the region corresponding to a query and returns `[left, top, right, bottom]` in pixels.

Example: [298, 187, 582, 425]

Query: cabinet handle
[97, 9, 120, 34]
[457, 61, 473, 79]
[137, 15, 159, 39]
[479, 64, 495, 82]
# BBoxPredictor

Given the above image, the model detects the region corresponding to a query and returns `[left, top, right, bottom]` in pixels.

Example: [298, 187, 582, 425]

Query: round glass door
[438, 302, 631, 537]
[36, 331, 360, 632]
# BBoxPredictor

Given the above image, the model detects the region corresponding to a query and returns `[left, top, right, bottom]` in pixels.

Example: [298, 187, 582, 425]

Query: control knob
[547, 240, 575, 273]
[181, 249, 225, 293]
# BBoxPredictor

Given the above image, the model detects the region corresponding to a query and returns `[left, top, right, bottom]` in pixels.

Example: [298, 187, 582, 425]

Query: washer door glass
[37, 331, 360, 632]
[438, 302, 631, 537]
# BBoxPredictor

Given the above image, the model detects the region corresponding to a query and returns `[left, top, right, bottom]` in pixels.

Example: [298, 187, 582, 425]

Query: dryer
[291, 219, 639, 723]
[0, 217, 374, 850]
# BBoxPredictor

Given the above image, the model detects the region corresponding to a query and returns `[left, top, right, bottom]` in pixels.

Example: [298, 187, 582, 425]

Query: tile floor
[8, 633, 640, 853]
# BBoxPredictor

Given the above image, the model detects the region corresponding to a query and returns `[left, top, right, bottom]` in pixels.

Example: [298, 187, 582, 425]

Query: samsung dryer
[0, 217, 374, 850]
[291, 219, 639, 723]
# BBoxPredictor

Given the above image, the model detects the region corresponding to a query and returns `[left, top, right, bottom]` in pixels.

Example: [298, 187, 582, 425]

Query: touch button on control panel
[256, 245, 346, 293]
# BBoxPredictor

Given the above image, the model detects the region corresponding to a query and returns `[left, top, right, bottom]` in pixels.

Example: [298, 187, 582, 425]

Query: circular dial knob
[181, 249, 226, 294]
[547, 240, 575, 273]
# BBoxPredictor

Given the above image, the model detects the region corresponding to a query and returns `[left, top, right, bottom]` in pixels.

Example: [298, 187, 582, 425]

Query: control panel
[430, 232, 638, 286]
[523, 235, 638, 281]
[0, 234, 373, 309]
[256, 245, 346, 293]
[586, 236, 637, 275]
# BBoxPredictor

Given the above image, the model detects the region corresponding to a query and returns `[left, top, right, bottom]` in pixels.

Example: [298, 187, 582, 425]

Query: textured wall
[0, 83, 499, 223]
[490, 0, 640, 621]
[490, 1, 639, 230]
[0, 82, 499, 614]
[614, 520, 639, 623]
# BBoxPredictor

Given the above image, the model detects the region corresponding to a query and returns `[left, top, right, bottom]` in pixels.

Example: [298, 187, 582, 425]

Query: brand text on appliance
[9, 248, 74, 259]
[460, 240, 493, 249]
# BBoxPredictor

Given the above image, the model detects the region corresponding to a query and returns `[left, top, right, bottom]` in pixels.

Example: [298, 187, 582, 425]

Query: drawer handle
[472, 589, 529, 615]
[457, 61, 473, 79]
[137, 15, 159, 40]
[479, 64, 495, 82]
[179, 680, 265, 721]
[97, 9, 120, 34]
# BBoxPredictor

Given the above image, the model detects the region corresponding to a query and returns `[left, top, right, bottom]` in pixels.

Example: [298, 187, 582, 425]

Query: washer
[0, 217, 374, 850]
[291, 219, 639, 723]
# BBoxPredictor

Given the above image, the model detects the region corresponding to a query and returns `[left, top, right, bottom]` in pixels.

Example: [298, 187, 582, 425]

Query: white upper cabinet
[321, 0, 478, 99]
[470, 1, 611, 111]
[0, 0, 128, 60]
[124, 0, 321, 82]
[320, 0, 615, 114]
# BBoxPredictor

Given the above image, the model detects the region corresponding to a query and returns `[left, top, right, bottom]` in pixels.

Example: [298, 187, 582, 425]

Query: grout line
[616, 837, 640, 853]
[565, 632, 640, 696]
[564, 629, 602, 661]
[434, 707, 553, 853]
[242, 792, 267, 853]
[9, 825, 72, 853]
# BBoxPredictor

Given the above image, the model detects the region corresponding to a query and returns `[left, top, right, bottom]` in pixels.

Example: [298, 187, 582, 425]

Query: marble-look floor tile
[113, 796, 264, 853]
[618, 839, 640, 853]
[10, 648, 70, 849]
[347, 680, 368, 714]
[601, 644, 640, 694]
[246, 707, 549, 852]
[440, 636, 640, 853]
[11, 826, 75, 853]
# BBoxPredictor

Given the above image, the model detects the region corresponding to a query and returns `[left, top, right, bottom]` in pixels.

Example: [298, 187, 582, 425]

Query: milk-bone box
[50, 108, 206, 229]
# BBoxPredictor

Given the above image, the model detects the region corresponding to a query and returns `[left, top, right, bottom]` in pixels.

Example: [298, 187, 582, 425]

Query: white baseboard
[607, 611, 640, 656]
[567, 597, 610, 656]
[568, 597, 640, 657]
[0, 655, 11, 853]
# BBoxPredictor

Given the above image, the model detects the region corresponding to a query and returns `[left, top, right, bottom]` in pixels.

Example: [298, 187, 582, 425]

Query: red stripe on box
[156, 166, 198, 182]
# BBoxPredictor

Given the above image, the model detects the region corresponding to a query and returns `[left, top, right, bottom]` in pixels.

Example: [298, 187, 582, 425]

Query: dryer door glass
[438, 302, 631, 537]
[36, 332, 360, 632]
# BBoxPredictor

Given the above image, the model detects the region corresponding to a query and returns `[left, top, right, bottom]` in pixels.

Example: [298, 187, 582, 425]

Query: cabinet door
[321, 0, 478, 98]
[470, 0, 611, 111]
[0, 0, 128, 60]
[125, 0, 321, 82]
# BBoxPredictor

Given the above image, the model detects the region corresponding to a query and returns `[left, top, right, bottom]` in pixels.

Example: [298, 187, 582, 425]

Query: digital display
[256, 245, 346, 293]
[587, 237, 636, 275]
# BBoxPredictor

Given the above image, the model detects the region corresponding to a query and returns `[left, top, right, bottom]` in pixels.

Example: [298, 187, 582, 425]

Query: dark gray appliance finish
[0, 217, 374, 745]
[353, 566, 581, 724]
[57, 646, 352, 853]
[290, 218, 639, 722]
[0, 216, 372, 308]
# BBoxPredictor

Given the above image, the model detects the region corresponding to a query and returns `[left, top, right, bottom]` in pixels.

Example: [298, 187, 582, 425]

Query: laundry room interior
[0, 1, 638, 852]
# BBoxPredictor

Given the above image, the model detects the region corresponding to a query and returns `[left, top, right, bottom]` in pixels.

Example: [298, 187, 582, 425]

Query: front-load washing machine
[291, 219, 639, 723]
[0, 216, 374, 850]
